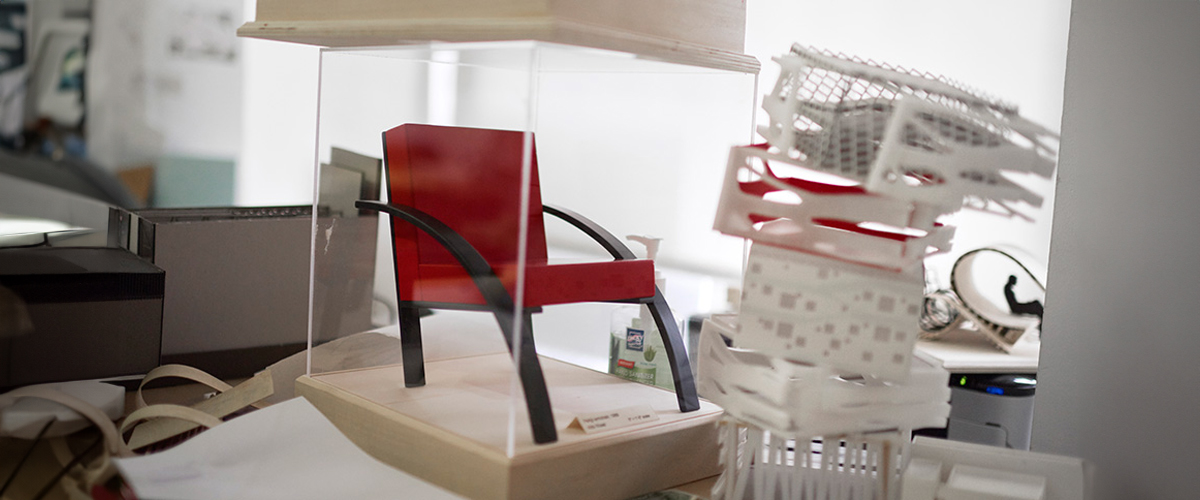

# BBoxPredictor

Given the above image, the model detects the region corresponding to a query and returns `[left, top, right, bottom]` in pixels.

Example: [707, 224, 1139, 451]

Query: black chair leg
[356, 201, 558, 443]
[646, 286, 701, 413]
[514, 312, 557, 444]
[398, 306, 426, 388]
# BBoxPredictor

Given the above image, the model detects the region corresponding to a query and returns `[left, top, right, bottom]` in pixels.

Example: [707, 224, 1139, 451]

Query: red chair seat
[410, 258, 655, 307]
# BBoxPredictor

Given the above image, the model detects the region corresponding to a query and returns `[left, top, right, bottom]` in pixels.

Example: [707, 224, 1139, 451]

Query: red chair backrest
[382, 124, 549, 303]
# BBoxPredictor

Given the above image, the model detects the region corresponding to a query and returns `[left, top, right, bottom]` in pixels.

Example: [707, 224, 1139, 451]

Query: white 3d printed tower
[699, 45, 1058, 500]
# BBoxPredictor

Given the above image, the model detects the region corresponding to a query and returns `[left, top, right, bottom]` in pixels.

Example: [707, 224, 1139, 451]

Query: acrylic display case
[283, 41, 757, 500]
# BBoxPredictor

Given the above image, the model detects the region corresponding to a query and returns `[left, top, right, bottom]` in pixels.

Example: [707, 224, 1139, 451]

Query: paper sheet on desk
[114, 398, 463, 500]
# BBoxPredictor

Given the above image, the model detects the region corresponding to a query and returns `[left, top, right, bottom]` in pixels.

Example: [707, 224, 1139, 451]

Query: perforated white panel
[735, 244, 925, 381]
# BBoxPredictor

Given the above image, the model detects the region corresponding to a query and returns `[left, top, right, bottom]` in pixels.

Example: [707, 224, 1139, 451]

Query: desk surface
[916, 327, 1040, 374]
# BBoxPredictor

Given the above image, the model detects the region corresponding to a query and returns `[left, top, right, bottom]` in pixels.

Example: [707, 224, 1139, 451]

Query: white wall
[236, 0, 318, 206]
[1032, 3, 1200, 498]
[88, 0, 244, 171]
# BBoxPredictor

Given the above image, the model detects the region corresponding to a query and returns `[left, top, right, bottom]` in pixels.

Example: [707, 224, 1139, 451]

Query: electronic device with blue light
[948, 373, 1037, 450]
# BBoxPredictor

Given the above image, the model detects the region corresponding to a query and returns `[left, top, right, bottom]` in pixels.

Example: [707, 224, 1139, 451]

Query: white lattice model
[701, 45, 1061, 500]
[736, 245, 927, 382]
[759, 45, 1057, 218]
[713, 145, 952, 271]
[714, 419, 908, 500]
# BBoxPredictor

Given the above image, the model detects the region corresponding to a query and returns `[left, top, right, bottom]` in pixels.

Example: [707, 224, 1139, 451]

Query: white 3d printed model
[699, 45, 1061, 500]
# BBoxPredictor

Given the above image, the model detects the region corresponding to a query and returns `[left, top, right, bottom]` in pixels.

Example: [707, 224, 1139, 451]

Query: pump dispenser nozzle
[626, 235, 661, 261]
[626, 235, 665, 292]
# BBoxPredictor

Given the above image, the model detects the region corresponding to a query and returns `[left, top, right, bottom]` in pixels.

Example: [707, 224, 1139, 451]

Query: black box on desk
[0, 247, 164, 388]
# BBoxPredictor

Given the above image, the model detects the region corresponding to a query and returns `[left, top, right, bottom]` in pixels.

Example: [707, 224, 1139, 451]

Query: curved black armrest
[543, 203, 701, 413]
[543, 204, 638, 261]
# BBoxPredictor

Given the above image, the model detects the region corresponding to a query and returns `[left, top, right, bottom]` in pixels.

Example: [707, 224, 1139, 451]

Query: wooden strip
[127, 370, 273, 450]
[135, 364, 234, 409]
[254, 0, 551, 22]
[121, 405, 224, 435]
[0, 387, 131, 458]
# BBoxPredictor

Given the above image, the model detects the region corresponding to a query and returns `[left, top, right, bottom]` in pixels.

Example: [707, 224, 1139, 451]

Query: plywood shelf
[237, 0, 759, 73]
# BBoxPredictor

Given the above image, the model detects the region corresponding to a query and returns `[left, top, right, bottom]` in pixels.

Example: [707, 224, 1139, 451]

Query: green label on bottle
[613, 358, 657, 385]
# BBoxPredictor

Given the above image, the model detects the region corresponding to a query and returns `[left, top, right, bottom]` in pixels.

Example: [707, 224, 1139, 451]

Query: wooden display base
[296, 353, 723, 500]
[237, 0, 759, 73]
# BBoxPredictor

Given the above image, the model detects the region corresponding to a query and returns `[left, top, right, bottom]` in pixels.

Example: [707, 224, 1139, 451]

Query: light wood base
[237, 0, 759, 73]
[296, 353, 723, 500]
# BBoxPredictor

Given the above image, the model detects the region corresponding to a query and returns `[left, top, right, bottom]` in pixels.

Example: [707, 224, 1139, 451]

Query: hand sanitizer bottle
[608, 236, 676, 391]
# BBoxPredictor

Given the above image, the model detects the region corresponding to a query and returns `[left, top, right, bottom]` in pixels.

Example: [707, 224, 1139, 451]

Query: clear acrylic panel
[307, 41, 755, 454]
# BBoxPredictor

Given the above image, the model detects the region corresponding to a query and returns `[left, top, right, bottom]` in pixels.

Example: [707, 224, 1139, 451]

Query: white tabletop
[915, 327, 1040, 374]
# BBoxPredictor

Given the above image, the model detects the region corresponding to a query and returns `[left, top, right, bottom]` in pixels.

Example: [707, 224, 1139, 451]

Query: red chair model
[355, 124, 699, 444]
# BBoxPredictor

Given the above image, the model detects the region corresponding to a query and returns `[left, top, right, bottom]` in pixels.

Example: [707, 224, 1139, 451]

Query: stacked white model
[699, 45, 1060, 500]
